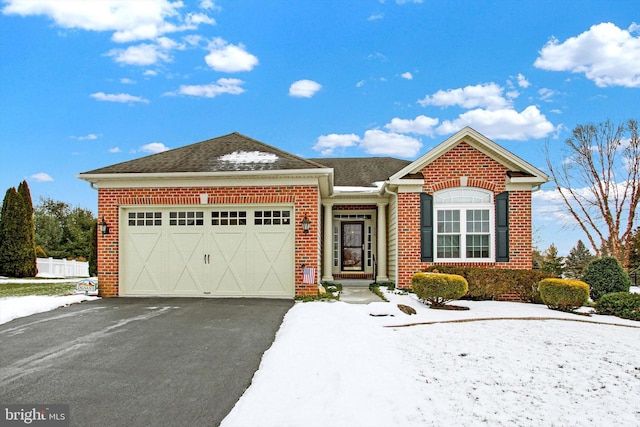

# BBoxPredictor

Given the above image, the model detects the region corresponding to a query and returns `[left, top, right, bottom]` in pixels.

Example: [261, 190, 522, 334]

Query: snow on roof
[219, 151, 278, 163]
[333, 181, 385, 194]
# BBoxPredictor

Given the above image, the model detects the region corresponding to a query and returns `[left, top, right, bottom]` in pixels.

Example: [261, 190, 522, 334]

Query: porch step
[339, 286, 383, 304]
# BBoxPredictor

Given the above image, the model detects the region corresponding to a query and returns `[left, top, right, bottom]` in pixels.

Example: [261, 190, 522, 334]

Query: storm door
[341, 221, 364, 271]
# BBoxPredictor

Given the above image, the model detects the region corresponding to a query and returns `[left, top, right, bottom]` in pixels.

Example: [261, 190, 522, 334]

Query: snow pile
[219, 151, 278, 163]
[0, 295, 99, 325]
[222, 292, 640, 427]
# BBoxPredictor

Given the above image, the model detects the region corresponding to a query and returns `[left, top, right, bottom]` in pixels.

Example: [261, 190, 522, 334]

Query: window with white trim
[434, 188, 494, 262]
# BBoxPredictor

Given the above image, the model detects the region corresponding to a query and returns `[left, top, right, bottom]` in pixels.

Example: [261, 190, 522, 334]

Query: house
[78, 127, 549, 298]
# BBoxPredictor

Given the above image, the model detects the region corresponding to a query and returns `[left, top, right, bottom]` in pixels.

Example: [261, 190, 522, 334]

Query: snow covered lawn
[221, 290, 640, 427]
[0, 294, 99, 325]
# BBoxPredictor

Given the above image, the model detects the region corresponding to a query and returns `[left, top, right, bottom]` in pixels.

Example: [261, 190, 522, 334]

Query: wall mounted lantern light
[301, 214, 311, 233]
[98, 217, 110, 235]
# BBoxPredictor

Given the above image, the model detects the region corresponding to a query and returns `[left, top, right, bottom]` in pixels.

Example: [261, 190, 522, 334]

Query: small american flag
[302, 267, 316, 284]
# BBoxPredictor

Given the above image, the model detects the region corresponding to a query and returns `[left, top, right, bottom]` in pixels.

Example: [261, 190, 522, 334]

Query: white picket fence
[36, 258, 90, 278]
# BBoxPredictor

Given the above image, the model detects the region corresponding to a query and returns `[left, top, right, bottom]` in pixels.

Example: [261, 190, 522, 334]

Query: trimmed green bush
[412, 272, 468, 308]
[582, 257, 631, 301]
[596, 292, 640, 321]
[424, 266, 553, 303]
[538, 278, 590, 312]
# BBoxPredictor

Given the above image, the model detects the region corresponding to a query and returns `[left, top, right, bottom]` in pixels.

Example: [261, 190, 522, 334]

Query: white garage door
[120, 206, 295, 297]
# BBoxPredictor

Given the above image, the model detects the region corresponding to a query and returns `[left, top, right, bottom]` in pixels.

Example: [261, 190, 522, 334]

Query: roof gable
[80, 132, 327, 175]
[388, 127, 549, 185]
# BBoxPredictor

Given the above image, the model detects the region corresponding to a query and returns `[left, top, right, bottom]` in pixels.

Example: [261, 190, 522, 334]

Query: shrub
[582, 257, 631, 301]
[596, 292, 640, 321]
[412, 272, 468, 308]
[538, 278, 590, 312]
[424, 266, 553, 303]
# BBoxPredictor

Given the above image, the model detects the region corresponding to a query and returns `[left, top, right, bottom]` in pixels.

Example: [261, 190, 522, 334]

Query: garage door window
[169, 211, 204, 226]
[254, 210, 291, 225]
[128, 212, 162, 226]
[212, 211, 247, 226]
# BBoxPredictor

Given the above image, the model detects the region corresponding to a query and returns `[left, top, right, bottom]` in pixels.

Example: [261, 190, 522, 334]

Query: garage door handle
[207, 254, 210, 264]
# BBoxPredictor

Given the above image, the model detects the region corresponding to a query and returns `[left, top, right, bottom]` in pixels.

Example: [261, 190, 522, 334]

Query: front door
[341, 221, 364, 271]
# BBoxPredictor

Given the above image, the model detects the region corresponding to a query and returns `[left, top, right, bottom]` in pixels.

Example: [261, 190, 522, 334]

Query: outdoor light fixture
[98, 217, 110, 235]
[301, 214, 311, 233]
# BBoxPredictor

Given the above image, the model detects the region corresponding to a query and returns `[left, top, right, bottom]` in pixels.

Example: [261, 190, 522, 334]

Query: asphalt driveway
[0, 297, 294, 426]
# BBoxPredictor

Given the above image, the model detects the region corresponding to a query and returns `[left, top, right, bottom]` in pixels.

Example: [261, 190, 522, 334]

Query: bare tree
[546, 119, 639, 269]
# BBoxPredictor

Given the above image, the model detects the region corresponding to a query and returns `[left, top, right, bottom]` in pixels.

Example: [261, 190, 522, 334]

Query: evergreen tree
[34, 197, 95, 260]
[0, 188, 27, 277]
[17, 181, 36, 277]
[564, 240, 594, 279]
[541, 243, 564, 277]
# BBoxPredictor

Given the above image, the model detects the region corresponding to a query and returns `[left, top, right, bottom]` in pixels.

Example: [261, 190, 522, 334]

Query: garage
[120, 206, 295, 297]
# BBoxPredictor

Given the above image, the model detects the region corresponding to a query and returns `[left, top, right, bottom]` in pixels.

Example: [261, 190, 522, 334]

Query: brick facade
[97, 185, 320, 297]
[395, 141, 533, 289]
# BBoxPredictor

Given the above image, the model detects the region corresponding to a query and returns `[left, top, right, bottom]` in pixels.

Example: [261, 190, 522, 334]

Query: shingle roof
[81, 132, 327, 174]
[308, 157, 412, 187]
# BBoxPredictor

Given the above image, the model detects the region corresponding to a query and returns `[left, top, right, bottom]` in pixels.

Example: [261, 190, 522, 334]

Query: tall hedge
[424, 266, 553, 302]
[0, 183, 37, 278]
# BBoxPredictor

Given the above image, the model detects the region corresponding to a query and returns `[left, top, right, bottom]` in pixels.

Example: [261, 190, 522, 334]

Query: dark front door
[341, 221, 364, 271]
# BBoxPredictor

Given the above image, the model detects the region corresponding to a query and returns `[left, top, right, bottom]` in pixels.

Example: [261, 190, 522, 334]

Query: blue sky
[1, 0, 638, 255]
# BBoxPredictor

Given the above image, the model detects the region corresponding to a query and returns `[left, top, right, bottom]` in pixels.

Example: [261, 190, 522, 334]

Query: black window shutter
[420, 193, 433, 262]
[496, 191, 509, 262]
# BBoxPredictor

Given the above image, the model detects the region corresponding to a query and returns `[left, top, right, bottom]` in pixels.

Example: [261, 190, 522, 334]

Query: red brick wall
[97, 185, 320, 297]
[396, 141, 533, 289]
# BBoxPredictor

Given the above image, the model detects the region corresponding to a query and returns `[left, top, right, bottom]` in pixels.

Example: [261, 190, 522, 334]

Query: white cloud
[139, 142, 169, 154]
[360, 130, 422, 157]
[120, 78, 135, 84]
[385, 115, 439, 136]
[108, 147, 121, 153]
[367, 13, 383, 21]
[396, 0, 423, 3]
[289, 80, 322, 98]
[356, 80, 366, 88]
[199, 0, 220, 11]
[517, 73, 530, 88]
[143, 70, 158, 77]
[73, 133, 100, 141]
[538, 88, 556, 102]
[506, 90, 520, 100]
[107, 43, 171, 66]
[435, 105, 556, 140]
[165, 78, 245, 98]
[534, 22, 640, 88]
[204, 38, 258, 72]
[1, 0, 211, 43]
[186, 12, 215, 26]
[418, 82, 511, 110]
[313, 134, 360, 155]
[367, 52, 387, 61]
[90, 92, 149, 103]
[400, 72, 413, 80]
[30, 172, 53, 182]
